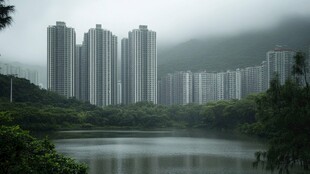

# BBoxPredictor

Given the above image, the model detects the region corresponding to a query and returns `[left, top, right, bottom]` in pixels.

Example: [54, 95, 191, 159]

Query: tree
[0, 125, 87, 174]
[254, 52, 310, 174]
[292, 51, 309, 89]
[0, 2, 88, 173]
[0, 0, 14, 30]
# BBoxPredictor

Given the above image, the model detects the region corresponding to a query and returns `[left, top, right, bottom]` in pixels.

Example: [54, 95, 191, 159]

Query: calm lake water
[52, 129, 270, 174]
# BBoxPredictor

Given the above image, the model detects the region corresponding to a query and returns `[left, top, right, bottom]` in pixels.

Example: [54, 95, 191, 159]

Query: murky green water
[52, 129, 270, 174]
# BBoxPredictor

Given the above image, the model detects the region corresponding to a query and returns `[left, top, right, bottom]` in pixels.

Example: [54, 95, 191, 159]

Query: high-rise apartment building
[173, 71, 193, 105]
[236, 65, 265, 98]
[74, 34, 89, 102]
[111, 35, 118, 105]
[0, 62, 38, 85]
[117, 81, 122, 104]
[74, 44, 82, 100]
[216, 72, 226, 101]
[27, 70, 39, 85]
[225, 70, 237, 100]
[158, 47, 298, 105]
[193, 72, 207, 104]
[244, 66, 262, 96]
[121, 38, 130, 105]
[160, 71, 218, 105]
[0, 63, 10, 75]
[47, 21, 76, 98]
[267, 48, 295, 88]
[122, 25, 157, 104]
[261, 61, 268, 91]
[84, 24, 117, 107]
[205, 72, 217, 102]
[159, 73, 173, 105]
[235, 69, 242, 99]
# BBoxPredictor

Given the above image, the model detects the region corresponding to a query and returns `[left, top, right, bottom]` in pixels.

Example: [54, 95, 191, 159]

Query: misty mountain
[158, 17, 310, 78]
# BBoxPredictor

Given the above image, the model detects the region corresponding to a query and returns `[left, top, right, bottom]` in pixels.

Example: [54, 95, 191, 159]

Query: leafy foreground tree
[0, 0, 14, 30]
[0, 125, 87, 174]
[254, 52, 310, 174]
[0, 2, 86, 173]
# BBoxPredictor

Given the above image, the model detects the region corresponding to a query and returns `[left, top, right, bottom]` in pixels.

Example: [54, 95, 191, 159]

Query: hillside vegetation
[1, 53, 310, 173]
[0, 74, 257, 131]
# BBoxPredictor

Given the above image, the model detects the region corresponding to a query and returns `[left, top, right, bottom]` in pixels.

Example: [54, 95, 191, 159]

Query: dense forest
[0, 74, 258, 131]
[1, 52, 310, 173]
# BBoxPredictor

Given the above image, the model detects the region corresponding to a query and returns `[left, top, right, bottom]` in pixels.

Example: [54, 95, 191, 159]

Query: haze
[0, 0, 310, 66]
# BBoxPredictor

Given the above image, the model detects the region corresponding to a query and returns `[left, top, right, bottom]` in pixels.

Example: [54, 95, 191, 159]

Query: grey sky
[0, 0, 310, 66]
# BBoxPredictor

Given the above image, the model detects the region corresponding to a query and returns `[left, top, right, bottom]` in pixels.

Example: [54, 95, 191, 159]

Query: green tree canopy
[0, 0, 14, 30]
[0, 125, 87, 174]
[254, 52, 310, 174]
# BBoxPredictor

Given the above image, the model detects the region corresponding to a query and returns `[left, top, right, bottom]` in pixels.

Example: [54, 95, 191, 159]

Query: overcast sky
[0, 0, 310, 66]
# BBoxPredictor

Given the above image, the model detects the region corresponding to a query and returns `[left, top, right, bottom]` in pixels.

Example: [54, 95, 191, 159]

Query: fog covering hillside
[0, 60, 46, 87]
[158, 17, 310, 78]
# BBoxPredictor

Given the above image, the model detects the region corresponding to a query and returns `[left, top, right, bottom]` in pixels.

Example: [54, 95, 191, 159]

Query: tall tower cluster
[47, 21, 298, 107]
[47, 22, 157, 107]
[158, 47, 296, 105]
